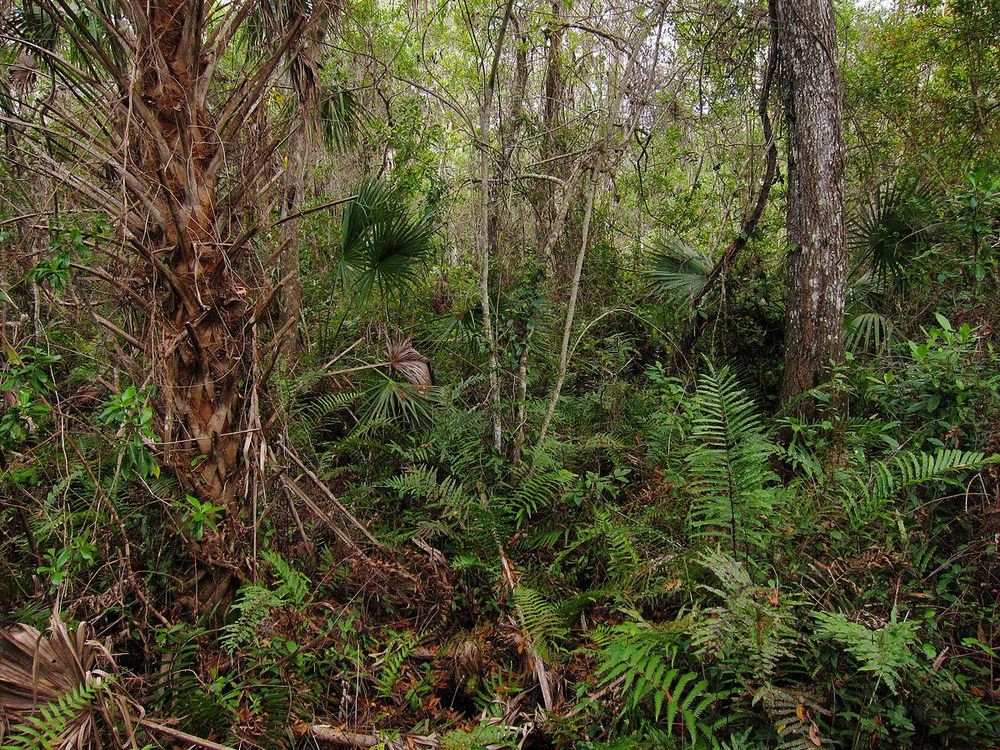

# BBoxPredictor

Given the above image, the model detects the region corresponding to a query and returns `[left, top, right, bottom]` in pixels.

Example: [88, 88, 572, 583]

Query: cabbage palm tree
[1, 0, 330, 509]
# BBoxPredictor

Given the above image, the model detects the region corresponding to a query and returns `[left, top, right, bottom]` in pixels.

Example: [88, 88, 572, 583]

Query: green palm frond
[356, 378, 442, 431]
[849, 180, 932, 290]
[846, 311, 893, 353]
[644, 238, 712, 303]
[321, 87, 363, 151]
[5, 0, 125, 70]
[340, 180, 435, 306]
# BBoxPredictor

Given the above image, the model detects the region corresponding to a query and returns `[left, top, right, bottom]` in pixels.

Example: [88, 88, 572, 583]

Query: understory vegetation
[2, 0, 1000, 747]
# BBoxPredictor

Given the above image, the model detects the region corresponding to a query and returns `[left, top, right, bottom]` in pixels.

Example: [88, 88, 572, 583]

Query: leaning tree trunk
[776, 0, 848, 413]
[136, 0, 248, 507]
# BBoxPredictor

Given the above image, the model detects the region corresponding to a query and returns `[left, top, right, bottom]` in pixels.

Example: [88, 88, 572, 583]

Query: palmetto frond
[340, 180, 435, 306]
[645, 237, 713, 303]
[357, 378, 442, 431]
[385, 337, 433, 386]
[849, 180, 932, 289]
[0, 613, 132, 749]
[320, 87, 362, 151]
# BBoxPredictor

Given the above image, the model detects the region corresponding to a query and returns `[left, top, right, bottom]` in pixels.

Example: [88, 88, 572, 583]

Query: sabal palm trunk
[138, 0, 248, 506]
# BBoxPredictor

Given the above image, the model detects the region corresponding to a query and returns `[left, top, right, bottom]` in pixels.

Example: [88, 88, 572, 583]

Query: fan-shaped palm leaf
[385, 337, 433, 386]
[321, 87, 362, 151]
[849, 181, 932, 290]
[340, 180, 435, 306]
[357, 378, 441, 432]
[0, 613, 135, 748]
[645, 238, 713, 303]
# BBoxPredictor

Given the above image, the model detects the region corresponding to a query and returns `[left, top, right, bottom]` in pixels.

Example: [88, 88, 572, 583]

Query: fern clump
[812, 608, 920, 693]
[220, 551, 311, 654]
[593, 617, 714, 742]
[685, 364, 784, 558]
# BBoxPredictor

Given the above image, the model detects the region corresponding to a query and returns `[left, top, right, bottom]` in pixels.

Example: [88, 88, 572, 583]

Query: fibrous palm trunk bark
[776, 0, 847, 412]
[136, 0, 248, 507]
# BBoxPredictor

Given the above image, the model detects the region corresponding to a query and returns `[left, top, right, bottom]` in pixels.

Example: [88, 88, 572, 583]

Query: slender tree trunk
[477, 0, 515, 453]
[279, 2, 332, 353]
[536, 0, 565, 274]
[279, 121, 308, 354]
[536, 168, 597, 449]
[776, 0, 847, 412]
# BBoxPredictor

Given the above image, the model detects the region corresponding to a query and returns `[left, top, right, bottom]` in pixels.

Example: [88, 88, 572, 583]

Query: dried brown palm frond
[385, 337, 433, 387]
[0, 613, 139, 749]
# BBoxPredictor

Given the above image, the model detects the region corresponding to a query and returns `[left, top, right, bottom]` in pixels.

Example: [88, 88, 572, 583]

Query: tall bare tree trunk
[776, 0, 847, 412]
[536, 0, 565, 274]
[477, 0, 515, 453]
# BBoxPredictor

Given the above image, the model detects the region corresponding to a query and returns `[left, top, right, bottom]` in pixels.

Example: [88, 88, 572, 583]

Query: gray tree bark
[776, 0, 848, 412]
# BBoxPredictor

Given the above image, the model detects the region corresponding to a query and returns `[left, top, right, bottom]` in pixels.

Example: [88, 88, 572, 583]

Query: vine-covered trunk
[136, 0, 249, 507]
[776, 0, 847, 412]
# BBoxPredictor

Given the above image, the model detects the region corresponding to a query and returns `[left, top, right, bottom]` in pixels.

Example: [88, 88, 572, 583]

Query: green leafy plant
[96, 385, 159, 479]
[686, 363, 782, 557]
[181, 495, 225, 540]
[36, 537, 96, 593]
[0, 343, 60, 448]
[812, 608, 920, 693]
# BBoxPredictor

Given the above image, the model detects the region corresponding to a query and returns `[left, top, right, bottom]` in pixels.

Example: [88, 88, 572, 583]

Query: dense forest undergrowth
[2, 0, 1000, 747]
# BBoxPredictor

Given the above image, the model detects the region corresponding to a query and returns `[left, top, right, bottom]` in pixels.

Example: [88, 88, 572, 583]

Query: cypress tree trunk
[776, 0, 848, 412]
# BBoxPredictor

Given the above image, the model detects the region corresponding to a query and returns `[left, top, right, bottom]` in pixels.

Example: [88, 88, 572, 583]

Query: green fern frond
[220, 584, 284, 654]
[845, 448, 990, 523]
[593, 618, 714, 742]
[262, 550, 311, 607]
[375, 630, 416, 698]
[812, 608, 919, 693]
[754, 684, 829, 749]
[513, 586, 568, 659]
[686, 363, 781, 557]
[693, 549, 797, 683]
[290, 390, 358, 447]
[2, 676, 107, 750]
[510, 469, 575, 526]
